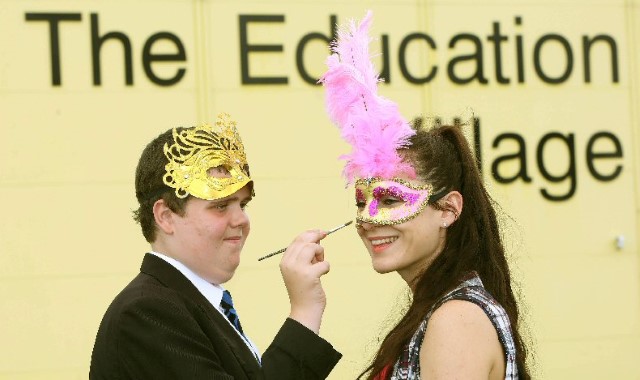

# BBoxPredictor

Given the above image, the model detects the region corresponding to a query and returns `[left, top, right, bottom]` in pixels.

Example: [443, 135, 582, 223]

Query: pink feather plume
[319, 10, 415, 183]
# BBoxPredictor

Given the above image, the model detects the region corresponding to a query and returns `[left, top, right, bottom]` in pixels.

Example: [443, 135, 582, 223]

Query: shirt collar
[149, 251, 224, 311]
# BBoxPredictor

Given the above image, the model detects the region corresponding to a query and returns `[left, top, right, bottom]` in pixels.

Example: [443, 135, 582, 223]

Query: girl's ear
[442, 191, 463, 227]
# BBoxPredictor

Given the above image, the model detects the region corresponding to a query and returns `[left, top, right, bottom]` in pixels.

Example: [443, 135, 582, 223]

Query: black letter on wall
[142, 32, 187, 86]
[398, 33, 438, 84]
[447, 33, 488, 84]
[296, 15, 336, 85]
[25, 12, 82, 86]
[239, 15, 287, 84]
[586, 132, 623, 180]
[537, 132, 577, 201]
[91, 13, 133, 85]
[491, 133, 532, 183]
[583, 35, 619, 83]
[487, 21, 510, 84]
[533, 34, 573, 84]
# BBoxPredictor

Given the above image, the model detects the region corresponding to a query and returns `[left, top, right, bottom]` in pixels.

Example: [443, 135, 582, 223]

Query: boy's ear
[153, 199, 175, 235]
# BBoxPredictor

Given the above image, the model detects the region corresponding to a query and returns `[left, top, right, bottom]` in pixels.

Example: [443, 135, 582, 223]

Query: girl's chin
[370, 258, 396, 274]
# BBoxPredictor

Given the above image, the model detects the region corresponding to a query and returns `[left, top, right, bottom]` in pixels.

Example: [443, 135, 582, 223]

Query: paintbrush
[257, 220, 353, 261]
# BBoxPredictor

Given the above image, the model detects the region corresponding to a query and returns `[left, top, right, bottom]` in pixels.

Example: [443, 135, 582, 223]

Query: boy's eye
[212, 203, 227, 210]
[355, 201, 366, 209]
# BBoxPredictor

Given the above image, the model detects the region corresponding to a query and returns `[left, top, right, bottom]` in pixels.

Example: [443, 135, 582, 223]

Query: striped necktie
[220, 290, 244, 335]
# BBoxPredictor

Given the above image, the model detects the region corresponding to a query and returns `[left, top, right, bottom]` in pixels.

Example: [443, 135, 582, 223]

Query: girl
[320, 11, 530, 379]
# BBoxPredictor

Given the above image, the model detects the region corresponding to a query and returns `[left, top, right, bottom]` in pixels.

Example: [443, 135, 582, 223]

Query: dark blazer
[90, 253, 342, 379]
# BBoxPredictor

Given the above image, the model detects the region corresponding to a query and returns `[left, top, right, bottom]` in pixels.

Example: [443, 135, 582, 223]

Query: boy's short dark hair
[132, 127, 189, 243]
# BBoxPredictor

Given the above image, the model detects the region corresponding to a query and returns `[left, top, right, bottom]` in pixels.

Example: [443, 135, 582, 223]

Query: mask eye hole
[355, 188, 367, 210]
[207, 166, 231, 178]
[378, 196, 402, 208]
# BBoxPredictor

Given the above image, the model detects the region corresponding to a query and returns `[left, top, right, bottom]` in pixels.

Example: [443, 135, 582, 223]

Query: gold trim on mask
[162, 113, 253, 200]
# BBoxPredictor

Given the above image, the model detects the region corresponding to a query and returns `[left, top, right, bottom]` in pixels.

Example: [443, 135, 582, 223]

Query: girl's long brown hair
[360, 120, 531, 379]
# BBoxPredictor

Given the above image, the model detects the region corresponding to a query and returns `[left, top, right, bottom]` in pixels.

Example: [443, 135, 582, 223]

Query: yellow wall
[1, 0, 638, 378]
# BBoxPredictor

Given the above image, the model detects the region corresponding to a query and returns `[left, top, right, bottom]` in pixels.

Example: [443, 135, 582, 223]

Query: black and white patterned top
[389, 273, 518, 380]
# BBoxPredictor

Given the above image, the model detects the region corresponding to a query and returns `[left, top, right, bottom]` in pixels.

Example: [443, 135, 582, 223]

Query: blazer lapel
[140, 253, 261, 376]
[194, 303, 262, 376]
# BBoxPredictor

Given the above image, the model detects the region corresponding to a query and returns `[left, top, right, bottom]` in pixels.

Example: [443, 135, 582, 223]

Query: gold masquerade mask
[162, 113, 253, 201]
[355, 177, 445, 226]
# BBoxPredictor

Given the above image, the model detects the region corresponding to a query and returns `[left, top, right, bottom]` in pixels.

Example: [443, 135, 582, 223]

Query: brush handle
[257, 248, 286, 261]
[257, 220, 353, 262]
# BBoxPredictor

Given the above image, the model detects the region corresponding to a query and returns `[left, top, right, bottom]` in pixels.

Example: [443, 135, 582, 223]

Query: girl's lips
[369, 236, 398, 253]
[371, 242, 393, 253]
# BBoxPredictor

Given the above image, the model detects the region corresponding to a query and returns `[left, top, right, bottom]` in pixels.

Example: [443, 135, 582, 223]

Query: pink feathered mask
[319, 10, 416, 183]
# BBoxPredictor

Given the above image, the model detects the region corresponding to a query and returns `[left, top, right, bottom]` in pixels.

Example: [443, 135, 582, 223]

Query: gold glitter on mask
[162, 113, 253, 200]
